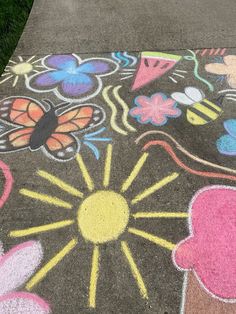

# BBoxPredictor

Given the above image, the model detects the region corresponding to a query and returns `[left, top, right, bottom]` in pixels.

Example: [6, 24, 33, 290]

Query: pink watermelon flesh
[132, 52, 181, 91]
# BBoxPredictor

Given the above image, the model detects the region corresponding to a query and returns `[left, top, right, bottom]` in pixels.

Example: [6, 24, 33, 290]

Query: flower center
[77, 190, 130, 244]
[11, 62, 33, 75]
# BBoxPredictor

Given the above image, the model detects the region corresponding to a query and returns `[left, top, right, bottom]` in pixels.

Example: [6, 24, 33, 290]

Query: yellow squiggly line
[102, 86, 128, 135]
[113, 85, 136, 132]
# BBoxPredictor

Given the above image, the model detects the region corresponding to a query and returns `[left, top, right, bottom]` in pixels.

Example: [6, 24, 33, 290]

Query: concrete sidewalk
[0, 1, 236, 314]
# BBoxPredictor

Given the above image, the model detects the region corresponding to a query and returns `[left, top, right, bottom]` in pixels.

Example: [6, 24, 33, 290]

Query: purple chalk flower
[27, 54, 118, 102]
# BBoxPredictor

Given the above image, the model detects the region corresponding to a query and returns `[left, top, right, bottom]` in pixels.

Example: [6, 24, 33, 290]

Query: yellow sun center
[11, 62, 33, 75]
[77, 190, 130, 244]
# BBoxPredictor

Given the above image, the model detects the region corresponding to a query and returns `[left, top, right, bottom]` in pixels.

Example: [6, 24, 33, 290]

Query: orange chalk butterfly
[0, 97, 105, 161]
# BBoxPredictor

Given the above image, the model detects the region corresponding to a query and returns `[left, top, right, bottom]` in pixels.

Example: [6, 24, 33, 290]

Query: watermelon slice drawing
[131, 51, 182, 91]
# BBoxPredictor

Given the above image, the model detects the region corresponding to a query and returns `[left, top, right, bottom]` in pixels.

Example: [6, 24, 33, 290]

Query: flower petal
[216, 134, 236, 156]
[224, 119, 236, 138]
[60, 73, 95, 97]
[0, 292, 50, 314]
[78, 59, 116, 75]
[205, 63, 228, 75]
[0, 241, 43, 295]
[45, 54, 78, 70]
[32, 71, 68, 88]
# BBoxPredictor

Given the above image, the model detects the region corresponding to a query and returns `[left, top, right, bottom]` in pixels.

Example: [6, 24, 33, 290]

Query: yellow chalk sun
[0, 55, 44, 87]
[78, 190, 130, 243]
[9, 144, 188, 309]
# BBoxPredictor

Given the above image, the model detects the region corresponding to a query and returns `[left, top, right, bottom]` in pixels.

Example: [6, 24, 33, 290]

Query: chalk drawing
[7, 145, 186, 308]
[168, 69, 187, 84]
[218, 88, 236, 102]
[184, 50, 214, 91]
[143, 139, 236, 181]
[111, 52, 137, 67]
[0, 240, 50, 313]
[83, 127, 112, 160]
[0, 160, 13, 208]
[26, 54, 118, 103]
[0, 56, 44, 87]
[171, 86, 223, 125]
[135, 130, 236, 175]
[102, 85, 137, 135]
[173, 185, 236, 302]
[131, 51, 182, 91]
[216, 119, 236, 156]
[130, 92, 182, 126]
[194, 48, 226, 56]
[205, 55, 236, 89]
[0, 96, 105, 161]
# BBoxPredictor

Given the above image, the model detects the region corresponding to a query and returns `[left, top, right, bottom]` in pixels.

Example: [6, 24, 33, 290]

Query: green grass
[0, 0, 34, 74]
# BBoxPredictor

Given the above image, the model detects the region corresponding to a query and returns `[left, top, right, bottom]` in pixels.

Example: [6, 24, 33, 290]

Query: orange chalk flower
[205, 55, 236, 88]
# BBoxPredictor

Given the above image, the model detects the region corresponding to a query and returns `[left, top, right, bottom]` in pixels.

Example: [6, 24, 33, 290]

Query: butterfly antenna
[42, 99, 54, 110]
[216, 94, 225, 106]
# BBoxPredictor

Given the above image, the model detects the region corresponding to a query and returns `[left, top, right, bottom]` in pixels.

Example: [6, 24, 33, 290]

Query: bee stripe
[192, 102, 219, 120]
[203, 99, 222, 112]
[186, 110, 208, 124]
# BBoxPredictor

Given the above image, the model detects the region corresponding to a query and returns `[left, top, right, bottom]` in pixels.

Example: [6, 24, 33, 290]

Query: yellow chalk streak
[12, 75, 19, 87]
[9, 220, 74, 238]
[113, 85, 136, 132]
[76, 154, 94, 191]
[103, 144, 113, 187]
[129, 228, 175, 250]
[37, 170, 84, 198]
[133, 212, 188, 219]
[89, 245, 100, 308]
[19, 189, 72, 209]
[26, 238, 77, 291]
[102, 86, 128, 135]
[121, 153, 149, 193]
[121, 241, 148, 299]
[131, 172, 179, 205]
[0, 75, 13, 84]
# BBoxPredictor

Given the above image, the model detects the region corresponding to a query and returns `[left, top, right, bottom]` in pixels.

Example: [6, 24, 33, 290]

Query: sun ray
[89, 245, 100, 308]
[12, 75, 19, 87]
[128, 228, 175, 251]
[18, 56, 23, 62]
[33, 69, 40, 73]
[31, 57, 43, 64]
[132, 212, 188, 219]
[26, 55, 35, 62]
[9, 60, 17, 64]
[0, 75, 13, 85]
[37, 170, 84, 198]
[19, 188, 73, 209]
[121, 241, 148, 299]
[131, 172, 179, 205]
[103, 144, 112, 188]
[76, 154, 94, 191]
[121, 153, 149, 193]
[9, 220, 75, 238]
[1, 73, 11, 77]
[26, 238, 78, 291]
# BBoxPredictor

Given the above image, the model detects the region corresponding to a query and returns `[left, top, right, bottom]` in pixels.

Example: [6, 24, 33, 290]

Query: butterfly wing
[0, 128, 34, 152]
[55, 105, 105, 133]
[44, 133, 80, 161]
[0, 97, 45, 127]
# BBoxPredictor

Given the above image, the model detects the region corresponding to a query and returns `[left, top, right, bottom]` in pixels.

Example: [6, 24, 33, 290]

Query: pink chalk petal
[0, 241, 43, 295]
[173, 237, 196, 270]
[0, 292, 50, 314]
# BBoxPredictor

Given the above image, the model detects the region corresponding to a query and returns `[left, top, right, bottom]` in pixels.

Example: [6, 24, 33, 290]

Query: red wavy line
[143, 140, 236, 181]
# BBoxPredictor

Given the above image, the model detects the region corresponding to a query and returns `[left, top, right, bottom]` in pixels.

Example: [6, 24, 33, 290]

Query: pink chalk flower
[173, 185, 236, 301]
[0, 240, 51, 313]
[130, 92, 181, 126]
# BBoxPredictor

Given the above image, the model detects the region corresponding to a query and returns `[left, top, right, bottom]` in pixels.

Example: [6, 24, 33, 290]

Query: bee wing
[185, 87, 205, 102]
[171, 92, 194, 105]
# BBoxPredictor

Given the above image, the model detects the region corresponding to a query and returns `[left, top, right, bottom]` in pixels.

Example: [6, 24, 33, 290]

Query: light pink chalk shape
[173, 185, 236, 301]
[0, 240, 50, 313]
[0, 160, 13, 208]
[0, 241, 43, 296]
[0, 292, 50, 314]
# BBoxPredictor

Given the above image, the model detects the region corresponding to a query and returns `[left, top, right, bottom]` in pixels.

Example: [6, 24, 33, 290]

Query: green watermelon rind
[142, 51, 182, 61]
